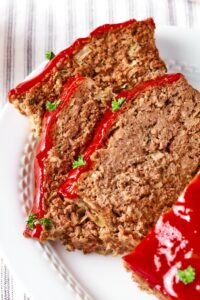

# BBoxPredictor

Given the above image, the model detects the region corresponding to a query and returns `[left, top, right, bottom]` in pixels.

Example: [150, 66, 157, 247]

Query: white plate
[0, 26, 200, 300]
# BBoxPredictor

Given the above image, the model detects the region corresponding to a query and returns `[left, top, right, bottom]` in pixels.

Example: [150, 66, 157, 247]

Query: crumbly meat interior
[40, 78, 113, 253]
[10, 19, 166, 135]
[77, 77, 200, 251]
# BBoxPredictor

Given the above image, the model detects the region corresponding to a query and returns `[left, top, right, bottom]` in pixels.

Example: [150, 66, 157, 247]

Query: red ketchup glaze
[8, 18, 155, 100]
[58, 73, 181, 199]
[24, 75, 85, 238]
[123, 174, 200, 300]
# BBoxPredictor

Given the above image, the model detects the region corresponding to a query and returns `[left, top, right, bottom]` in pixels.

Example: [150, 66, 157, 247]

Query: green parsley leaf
[72, 155, 86, 169]
[39, 218, 52, 229]
[46, 100, 61, 111]
[45, 51, 55, 60]
[27, 213, 37, 231]
[111, 97, 126, 112]
[177, 266, 196, 285]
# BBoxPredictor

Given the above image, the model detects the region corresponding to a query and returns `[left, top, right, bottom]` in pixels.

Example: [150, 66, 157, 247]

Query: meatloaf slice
[61, 74, 200, 253]
[24, 75, 113, 253]
[8, 18, 166, 135]
[123, 174, 200, 300]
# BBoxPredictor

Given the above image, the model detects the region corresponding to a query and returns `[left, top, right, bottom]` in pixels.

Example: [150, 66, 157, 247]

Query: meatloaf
[8, 18, 166, 135]
[123, 174, 200, 300]
[24, 75, 114, 253]
[59, 74, 200, 253]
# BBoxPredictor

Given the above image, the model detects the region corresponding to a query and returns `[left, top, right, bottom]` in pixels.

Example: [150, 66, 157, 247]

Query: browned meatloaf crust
[77, 75, 200, 253]
[36, 77, 113, 253]
[124, 263, 168, 300]
[8, 18, 166, 135]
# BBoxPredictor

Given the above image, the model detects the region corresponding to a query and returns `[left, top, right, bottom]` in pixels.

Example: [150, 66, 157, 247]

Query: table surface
[0, 0, 200, 299]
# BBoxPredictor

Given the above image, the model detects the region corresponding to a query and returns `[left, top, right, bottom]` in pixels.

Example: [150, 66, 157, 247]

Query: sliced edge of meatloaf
[76, 74, 200, 253]
[8, 18, 166, 136]
[24, 76, 114, 254]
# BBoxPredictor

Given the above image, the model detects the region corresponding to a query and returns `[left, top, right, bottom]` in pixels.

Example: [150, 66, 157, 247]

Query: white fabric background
[0, 0, 200, 299]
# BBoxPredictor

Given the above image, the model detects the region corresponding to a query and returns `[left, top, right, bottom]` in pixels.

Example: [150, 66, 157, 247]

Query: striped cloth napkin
[0, 0, 200, 299]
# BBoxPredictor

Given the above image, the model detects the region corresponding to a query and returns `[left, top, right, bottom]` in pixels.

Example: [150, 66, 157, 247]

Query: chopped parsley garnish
[46, 100, 61, 111]
[45, 51, 55, 60]
[27, 213, 37, 230]
[39, 218, 52, 229]
[26, 214, 52, 231]
[177, 266, 195, 285]
[111, 97, 126, 112]
[72, 155, 86, 168]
